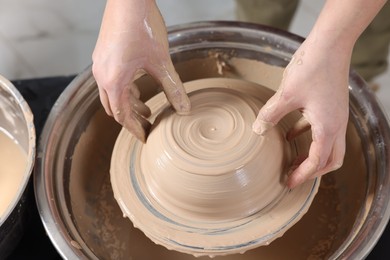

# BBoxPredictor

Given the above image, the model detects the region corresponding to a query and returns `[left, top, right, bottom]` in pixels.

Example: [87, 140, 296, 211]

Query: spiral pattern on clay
[140, 86, 288, 222]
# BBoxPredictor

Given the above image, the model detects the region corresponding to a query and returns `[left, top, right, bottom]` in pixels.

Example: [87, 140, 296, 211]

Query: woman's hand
[253, 37, 349, 188]
[253, 0, 386, 188]
[92, 0, 190, 142]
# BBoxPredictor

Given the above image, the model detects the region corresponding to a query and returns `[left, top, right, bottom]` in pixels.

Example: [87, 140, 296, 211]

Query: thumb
[253, 92, 297, 135]
[150, 61, 191, 114]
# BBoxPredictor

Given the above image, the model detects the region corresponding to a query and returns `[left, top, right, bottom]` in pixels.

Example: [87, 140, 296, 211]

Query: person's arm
[253, 0, 387, 188]
[92, 0, 190, 142]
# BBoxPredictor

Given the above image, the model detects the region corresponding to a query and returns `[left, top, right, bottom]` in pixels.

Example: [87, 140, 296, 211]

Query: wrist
[305, 29, 354, 59]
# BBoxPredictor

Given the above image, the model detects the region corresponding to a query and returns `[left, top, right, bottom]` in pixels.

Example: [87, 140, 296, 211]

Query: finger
[287, 132, 334, 188]
[286, 117, 311, 141]
[97, 87, 113, 116]
[310, 133, 345, 179]
[253, 90, 299, 135]
[287, 156, 319, 189]
[129, 86, 151, 118]
[106, 83, 151, 142]
[148, 62, 191, 114]
[122, 111, 152, 143]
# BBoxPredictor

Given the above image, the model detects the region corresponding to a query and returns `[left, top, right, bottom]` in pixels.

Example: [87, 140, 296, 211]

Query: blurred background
[0, 0, 389, 114]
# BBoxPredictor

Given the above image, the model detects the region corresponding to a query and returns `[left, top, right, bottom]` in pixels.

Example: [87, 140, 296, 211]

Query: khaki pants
[235, 0, 390, 82]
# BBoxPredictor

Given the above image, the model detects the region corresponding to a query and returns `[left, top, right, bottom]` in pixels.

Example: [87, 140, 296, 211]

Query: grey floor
[0, 0, 389, 116]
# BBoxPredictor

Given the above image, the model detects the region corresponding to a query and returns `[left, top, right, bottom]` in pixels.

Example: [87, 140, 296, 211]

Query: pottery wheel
[110, 78, 320, 257]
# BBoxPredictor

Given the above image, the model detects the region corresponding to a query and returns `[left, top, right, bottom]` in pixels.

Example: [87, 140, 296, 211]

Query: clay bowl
[110, 78, 320, 256]
[0, 75, 35, 259]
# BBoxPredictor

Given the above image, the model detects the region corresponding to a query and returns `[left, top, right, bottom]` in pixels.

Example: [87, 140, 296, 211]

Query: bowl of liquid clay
[110, 77, 320, 257]
[0, 75, 35, 258]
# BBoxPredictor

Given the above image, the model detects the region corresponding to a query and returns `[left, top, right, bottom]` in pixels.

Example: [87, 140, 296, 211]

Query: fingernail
[252, 119, 274, 136]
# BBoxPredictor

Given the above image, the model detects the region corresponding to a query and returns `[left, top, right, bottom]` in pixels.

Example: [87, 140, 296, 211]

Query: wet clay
[68, 57, 367, 259]
[110, 78, 319, 256]
[139, 85, 289, 221]
[0, 129, 27, 219]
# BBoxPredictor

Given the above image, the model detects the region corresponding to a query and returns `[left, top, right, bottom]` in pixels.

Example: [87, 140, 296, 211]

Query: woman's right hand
[253, 37, 350, 189]
[92, 0, 190, 142]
